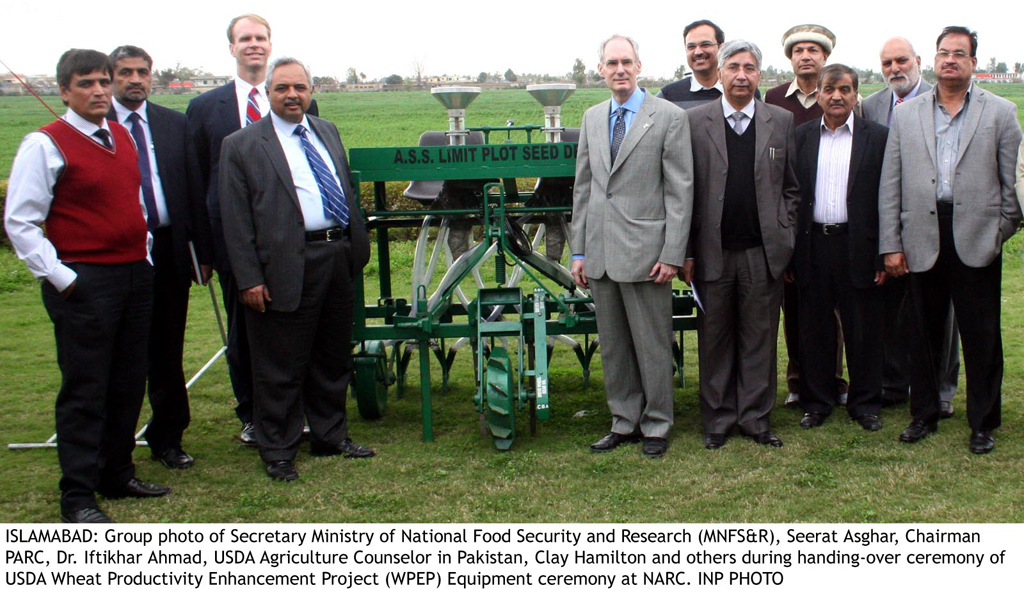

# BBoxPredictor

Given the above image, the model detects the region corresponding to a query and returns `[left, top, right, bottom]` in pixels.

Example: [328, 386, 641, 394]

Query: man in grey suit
[863, 37, 959, 416]
[220, 58, 374, 480]
[683, 40, 799, 449]
[571, 35, 693, 458]
[880, 26, 1022, 454]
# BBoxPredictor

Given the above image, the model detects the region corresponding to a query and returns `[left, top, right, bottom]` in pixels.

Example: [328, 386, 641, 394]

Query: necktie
[889, 97, 904, 126]
[93, 129, 112, 149]
[295, 124, 349, 228]
[610, 107, 626, 163]
[732, 111, 747, 134]
[246, 87, 261, 126]
[128, 112, 160, 230]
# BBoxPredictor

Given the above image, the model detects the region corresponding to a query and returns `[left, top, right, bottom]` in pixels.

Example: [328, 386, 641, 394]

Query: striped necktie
[245, 87, 261, 126]
[610, 107, 626, 163]
[128, 112, 160, 230]
[294, 124, 349, 228]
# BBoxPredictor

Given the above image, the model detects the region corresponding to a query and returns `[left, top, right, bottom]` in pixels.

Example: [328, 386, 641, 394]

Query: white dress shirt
[234, 76, 269, 128]
[721, 95, 755, 135]
[813, 112, 854, 224]
[4, 110, 151, 291]
[270, 112, 342, 231]
[112, 98, 171, 226]
[690, 77, 724, 94]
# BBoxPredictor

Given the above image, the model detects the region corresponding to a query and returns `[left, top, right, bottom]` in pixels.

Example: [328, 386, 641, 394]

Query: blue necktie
[127, 112, 159, 230]
[610, 107, 626, 163]
[294, 124, 349, 228]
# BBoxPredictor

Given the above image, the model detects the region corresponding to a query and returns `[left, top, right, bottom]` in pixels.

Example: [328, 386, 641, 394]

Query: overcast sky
[3, 1, 1018, 82]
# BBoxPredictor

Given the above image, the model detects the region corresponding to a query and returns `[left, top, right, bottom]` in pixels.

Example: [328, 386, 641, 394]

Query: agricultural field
[0, 86, 1023, 523]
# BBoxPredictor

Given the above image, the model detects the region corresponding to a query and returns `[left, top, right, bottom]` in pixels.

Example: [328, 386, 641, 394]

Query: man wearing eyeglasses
[879, 26, 1022, 454]
[658, 19, 760, 111]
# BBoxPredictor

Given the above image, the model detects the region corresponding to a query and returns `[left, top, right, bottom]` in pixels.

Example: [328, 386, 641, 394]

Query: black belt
[811, 222, 848, 235]
[305, 227, 348, 242]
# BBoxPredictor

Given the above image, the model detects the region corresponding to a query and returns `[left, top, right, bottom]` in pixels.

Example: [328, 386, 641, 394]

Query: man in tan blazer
[571, 34, 693, 458]
[683, 40, 799, 449]
[879, 26, 1022, 454]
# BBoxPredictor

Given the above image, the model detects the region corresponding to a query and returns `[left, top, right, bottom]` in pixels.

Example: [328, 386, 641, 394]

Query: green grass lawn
[1, 86, 1023, 524]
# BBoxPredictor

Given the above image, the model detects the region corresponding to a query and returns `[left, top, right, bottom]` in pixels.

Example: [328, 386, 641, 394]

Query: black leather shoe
[265, 460, 299, 481]
[60, 507, 113, 523]
[311, 438, 376, 458]
[899, 419, 937, 443]
[800, 412, 828, 429]
[152, 446, 194, 469]
[101, 478, 171, 499]
[642, 437, 668, 458]
[752, 431, 783, 447]
[969, 430, 994, 454]
[590, 432, 641, 452]
[703, 433, 726, 450]
[939, 401, 954, 419]
[855, 414, 883, 431]
[239, 422, 257, 446]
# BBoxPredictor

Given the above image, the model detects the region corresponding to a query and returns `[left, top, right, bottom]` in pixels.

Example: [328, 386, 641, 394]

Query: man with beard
[863, 38, 959, 417]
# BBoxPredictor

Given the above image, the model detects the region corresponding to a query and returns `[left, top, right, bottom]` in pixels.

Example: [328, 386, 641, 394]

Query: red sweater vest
[40, 119, 148, 264]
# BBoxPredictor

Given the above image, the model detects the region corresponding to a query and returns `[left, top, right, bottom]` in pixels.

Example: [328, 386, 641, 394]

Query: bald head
[880, 37, 921, 98]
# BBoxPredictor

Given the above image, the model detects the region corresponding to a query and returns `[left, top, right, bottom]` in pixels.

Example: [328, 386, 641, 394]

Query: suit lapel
[954, 87, 985, 169]
[753, 101, 771, 165]
[259, 118, 302, 212]
[917, 90, 938, 168]
[610, 93, 655, 176]
[806, 123, 822, 199]
[145, 104, 172, 197]
[594, 99, 612, 174]
[219, 81, 242, 130]
[307, 116, 354, 202]
[846, 117, 868, 197]
[705, 106, 728, 164]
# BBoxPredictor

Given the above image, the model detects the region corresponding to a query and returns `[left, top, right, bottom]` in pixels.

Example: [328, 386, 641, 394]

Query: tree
[412, 60, 425, 88]
[995, 62, 1009, 73]
[346, 67, 359, 84]
[313, 76, 337, 86]
[477, 71, 489, 83]
[572, 58, 587, 87]
[1015, 62, 1023, 75]
[384, 74, 404, 85]
[504, 68, 517, 82]
[360, 72, 367, 81]
[673, 64, 687, 80]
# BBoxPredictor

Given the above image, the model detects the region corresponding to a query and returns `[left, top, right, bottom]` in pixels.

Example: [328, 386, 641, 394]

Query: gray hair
[266, 57, 312, 88]
[889, 36, 917, 57]
[719, 40, 762, 70]
[598, 35, 641, 63]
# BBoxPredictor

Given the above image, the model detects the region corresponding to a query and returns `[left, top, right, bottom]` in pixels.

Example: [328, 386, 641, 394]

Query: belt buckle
[325, 228, 342, 242]
[822, 224, 837, 236]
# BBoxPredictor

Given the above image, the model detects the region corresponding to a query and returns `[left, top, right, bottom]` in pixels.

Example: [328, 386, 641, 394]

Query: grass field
[0, 86, 1023, 524]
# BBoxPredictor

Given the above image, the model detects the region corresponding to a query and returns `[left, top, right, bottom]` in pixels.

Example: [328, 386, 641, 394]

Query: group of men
[574, 22, 1023, 458]
[4, 13, 372, 524]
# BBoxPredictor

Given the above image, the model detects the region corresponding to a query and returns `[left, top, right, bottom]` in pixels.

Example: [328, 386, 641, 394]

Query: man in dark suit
[219, 58, 373, 481]
[187, 14, 318, 445]
[108, 45, 213, 469]
[684, 40, 799, 449]
[792, 64, 889, 432]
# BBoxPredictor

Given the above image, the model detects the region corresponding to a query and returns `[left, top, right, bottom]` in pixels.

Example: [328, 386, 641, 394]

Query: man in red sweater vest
[4, 49, 171, 523]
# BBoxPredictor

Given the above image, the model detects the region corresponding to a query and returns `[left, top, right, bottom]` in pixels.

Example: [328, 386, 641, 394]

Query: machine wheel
[354, 341, 390, 420]
[484, 347, 516, 450]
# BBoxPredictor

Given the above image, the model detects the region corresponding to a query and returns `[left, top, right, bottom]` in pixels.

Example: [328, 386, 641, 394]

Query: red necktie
[245, 87, 261, 126]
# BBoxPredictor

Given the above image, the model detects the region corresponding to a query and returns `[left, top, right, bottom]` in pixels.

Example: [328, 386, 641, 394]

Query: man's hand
[883, 252, 909, 277]
[783, 269, 795, 284]
[571, 259, 588, 290]
[678, 260, 695, 284]
[195, 264, 213, 286]
[60, 280, 77, 299]
[874, 270, 889, 286]
[241, 285, 271, 312]
[649, 261, 679, 284]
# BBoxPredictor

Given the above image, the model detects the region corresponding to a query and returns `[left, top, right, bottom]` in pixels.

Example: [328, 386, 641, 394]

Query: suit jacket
[879, 84, 1022, 271]
[109, 102, 213, 280]
[571, 91, 693, 282]
[1016, 138, 1024, 211]
[186, 82, 318, 271]
[687, 99, 800, 282]
[218, 114, 369, 312]
[793, 115, 888, 288]
[861, 80, 932, 126]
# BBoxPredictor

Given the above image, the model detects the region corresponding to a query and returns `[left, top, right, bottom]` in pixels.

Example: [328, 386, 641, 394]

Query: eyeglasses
[935, 50, 971, 60]
[686, 41, 719, 52]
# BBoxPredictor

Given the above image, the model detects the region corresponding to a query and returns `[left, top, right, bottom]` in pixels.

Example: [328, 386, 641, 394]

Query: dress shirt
[112, 98, 171, 227]
[785, 80, 818, 109]
[270, 112, 342, 232]
[933, 85, 972, 203]
[234, 76, 269, 128]
[690, 77, 724, 94]
[813, 113, 854, 224]
[608, 86, 645, 146]
[721, 95, 756, 134]
[887, 79, 922, 126]
[5, 110, 151, 292]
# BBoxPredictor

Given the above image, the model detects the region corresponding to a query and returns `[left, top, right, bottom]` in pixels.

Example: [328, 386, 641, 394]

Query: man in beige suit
[880, 26, 1022, 454]
[683, 40, 799, 449]
[571, 34, 693, 458]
